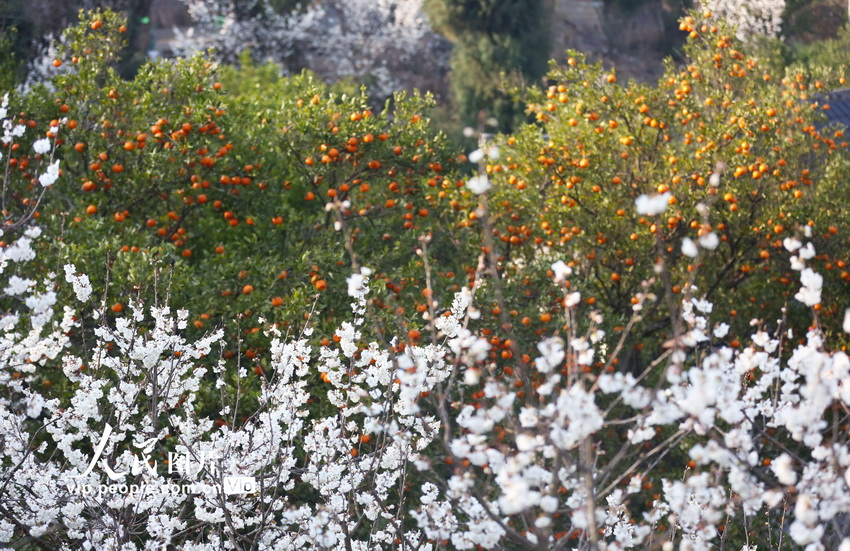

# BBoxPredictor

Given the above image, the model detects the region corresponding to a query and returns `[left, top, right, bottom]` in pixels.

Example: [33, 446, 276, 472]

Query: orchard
[1, 6, 850, 551]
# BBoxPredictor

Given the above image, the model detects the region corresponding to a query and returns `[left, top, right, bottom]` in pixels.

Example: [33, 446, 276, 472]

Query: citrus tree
[451, 9, 850, 373]
[0, 9, 477, 423]
[11, 7, 850, 399]
[11, 9, 469, 341]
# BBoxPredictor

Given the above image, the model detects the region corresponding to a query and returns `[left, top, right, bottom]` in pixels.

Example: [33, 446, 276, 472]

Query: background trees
[424, 0, 552, 132]
[173, 0, 450, 103]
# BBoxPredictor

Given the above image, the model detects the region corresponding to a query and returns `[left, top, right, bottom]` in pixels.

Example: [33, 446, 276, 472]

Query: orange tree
[15, 13, 468, 329]
[12, 8, 850, 399]
[5, 10, 476, 418]
[442, 9, 850, 374]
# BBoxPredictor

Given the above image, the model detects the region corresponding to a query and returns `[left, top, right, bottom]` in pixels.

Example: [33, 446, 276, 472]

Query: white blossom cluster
[702, 0, 785, 41]
[19, 32, 74, 93]
[4, 215, 850, 549]
[173, 0, 446, 100]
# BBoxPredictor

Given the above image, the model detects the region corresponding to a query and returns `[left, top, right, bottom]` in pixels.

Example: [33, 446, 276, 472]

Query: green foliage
[0, 27, 22, 89]
[13, 10, 467, 384]
[786, 25, 850, 76]
[11, 6, 850, 408]
[474, 13, 850, 365]
[784, 0, 847, 44]
[0, 0, 34, 77]
[424, 0, 551, 131]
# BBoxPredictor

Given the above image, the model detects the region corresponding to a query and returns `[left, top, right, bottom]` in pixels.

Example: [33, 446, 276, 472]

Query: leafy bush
[13, 9, 467, 351]
[472, 11, 850, 367]
[3, 8, 850, 550]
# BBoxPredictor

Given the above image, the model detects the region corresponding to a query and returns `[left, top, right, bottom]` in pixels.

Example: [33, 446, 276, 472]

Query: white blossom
[682, 237, 698, 258]
[703, 0, 784, 40]
[38, 160, 60, 187]
[699, 232, 719, 250]
[32, 138, 51, 154]
[634, 192, 671, 216]
[466, 175, 492, 195]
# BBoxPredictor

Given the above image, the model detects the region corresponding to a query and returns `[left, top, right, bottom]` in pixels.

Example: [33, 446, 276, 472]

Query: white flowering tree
[701, 0, 785, 41]
[173, 0, 449, 100]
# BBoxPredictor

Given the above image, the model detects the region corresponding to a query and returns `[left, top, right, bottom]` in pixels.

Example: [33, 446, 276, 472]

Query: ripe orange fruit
[271, 296, 284, 307]
[86, 205, 97, 215]
[242, 285, 254, 295]
[90, 20, 103, 30]
[181, 249, 192, 258]
[111, 302, 123, 313]
[539, 312, 552, 323]
[215, 245, 224, 254]
[408, 329, 421, 340]
[53, 59, 62, 67]
[315, 280, 327, 291]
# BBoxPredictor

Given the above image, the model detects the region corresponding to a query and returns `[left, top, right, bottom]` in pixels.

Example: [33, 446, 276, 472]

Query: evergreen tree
[425, 0, 551, 132]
